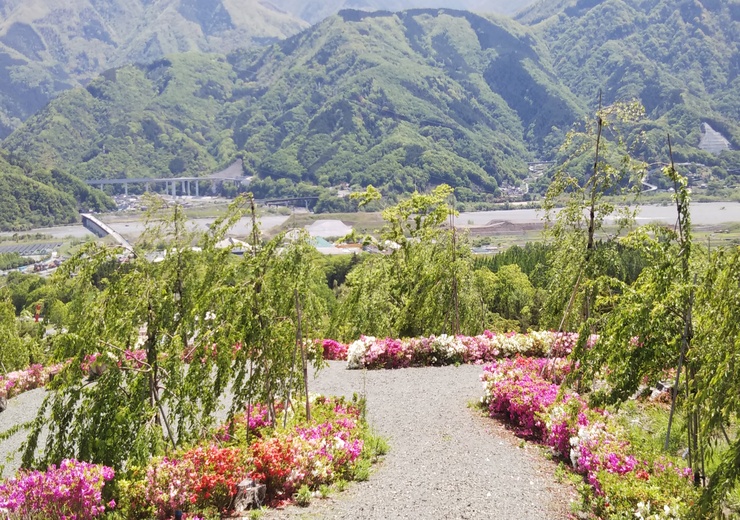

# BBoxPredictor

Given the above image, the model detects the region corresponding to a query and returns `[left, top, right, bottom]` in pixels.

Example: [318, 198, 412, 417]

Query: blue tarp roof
[312, 237, 333, 248]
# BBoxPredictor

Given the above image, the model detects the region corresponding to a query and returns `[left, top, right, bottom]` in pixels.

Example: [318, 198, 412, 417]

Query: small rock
[233, 478, 266, 512]
[0, 396, 7, 413]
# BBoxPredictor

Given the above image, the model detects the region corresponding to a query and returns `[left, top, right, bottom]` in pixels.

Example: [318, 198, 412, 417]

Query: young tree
[693, 245, 740, 514]
[0, 289, 28, 373]
[19, 196, 332, 471]
[336, 185, 484, 339]
[22, 201, 239, 470]
[209, 224, 330, 429]
[543, 100, 646, 330]
[571, 163, 695, 402]
[570, 151, 713, 489]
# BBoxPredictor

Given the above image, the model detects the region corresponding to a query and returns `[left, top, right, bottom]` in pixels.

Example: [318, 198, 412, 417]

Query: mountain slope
[0, 0, 308, 137]
[230, 9, 583, 195]
[4, 53, 235, 180]
[4, 2, 738, 225]
[4, 9, 584, 201]
[518, 0, 740, 164]
[0, 151, 114, 231]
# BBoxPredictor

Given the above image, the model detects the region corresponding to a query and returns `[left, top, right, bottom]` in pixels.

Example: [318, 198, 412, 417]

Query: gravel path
[266, 362, 571, 519]
[0, 387, 46, 478]
[0, 363, 572, 518]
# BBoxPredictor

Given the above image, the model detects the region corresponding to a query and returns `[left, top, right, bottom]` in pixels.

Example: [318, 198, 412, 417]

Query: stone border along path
[0, 363, 574, 518]
[265, 362, 573, 519]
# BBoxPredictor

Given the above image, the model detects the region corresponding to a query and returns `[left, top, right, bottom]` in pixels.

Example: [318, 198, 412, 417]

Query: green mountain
[0, 151, 114, 231]
[0, 0, 543, 139]
[4, 9, 584, 202]
[3, 53, 235, 182]
[3, 2, 738, 225]
[518, 0, 740, 166]
[0, 0, 308, 137]
[269, 1, 537, 24]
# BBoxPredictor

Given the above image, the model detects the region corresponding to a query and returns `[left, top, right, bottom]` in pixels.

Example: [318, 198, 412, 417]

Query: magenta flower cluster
[0, 459, 115, 519]
[321, 339, 348, 361]
[481, 357, 575, 437]
[481, 357, 691, 499]
[215, 402, 280, 441]
[288, 415, 365, 486]
[0, 362, 65, 400]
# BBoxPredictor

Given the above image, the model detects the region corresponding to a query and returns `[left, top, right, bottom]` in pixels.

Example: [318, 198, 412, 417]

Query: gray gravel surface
[0, 387, 46, 478]
[0, 362, 572, 518]
[266, 362, 571, 519]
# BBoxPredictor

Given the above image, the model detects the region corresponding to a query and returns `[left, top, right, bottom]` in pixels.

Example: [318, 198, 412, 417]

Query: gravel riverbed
[0, 362, 573, 518]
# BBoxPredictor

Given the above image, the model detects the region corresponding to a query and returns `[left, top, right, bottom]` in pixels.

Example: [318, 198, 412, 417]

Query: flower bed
[116, 395, 371, 518]
[0, 362, 65, 401]
[481, 357, 698, 518]
[321, 339, 348, 361]
[339, 331, 585, 369]
[0, 396, 374, 519]
[0, 459, 115, 519]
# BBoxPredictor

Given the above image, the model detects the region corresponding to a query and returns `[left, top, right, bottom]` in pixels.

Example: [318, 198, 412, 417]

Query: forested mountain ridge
[3, 53, 236, 182]
[269, 0, 537, 24]
[0, 151, 113, 231]
[2, 2, 738, 224]
[229, 9, 583, 197]
[4, 9, 584, 201]
[0, 0, 308, 137]
[518, 0, 740, 165]
[0, 0, 544, 139]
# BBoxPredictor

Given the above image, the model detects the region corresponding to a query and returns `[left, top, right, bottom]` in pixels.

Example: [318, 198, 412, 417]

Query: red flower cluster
[126, 397, 365, 517]
[181, 445, 246, 505]
[145, 445, 248, 518]
[250, 436, 299, 497]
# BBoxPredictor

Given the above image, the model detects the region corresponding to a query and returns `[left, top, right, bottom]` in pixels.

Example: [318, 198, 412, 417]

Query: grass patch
[353, 459, 371, 482]
[295, 484, 312, 507]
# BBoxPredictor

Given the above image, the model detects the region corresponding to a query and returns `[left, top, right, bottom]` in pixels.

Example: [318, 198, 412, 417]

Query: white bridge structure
[80, 213, 134, 253]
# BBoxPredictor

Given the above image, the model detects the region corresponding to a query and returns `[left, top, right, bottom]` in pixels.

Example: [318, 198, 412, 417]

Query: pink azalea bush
[251, 414, 364, 498]
[0, 459, 115, 519]
[215, 402, 277, 441]
[481, 357, 576, 439]
[119, 396, 366, 517]
[321, 339, 349, 361]
[480, 357, 697, 517]
[0, 362, 65, 400]
[344, 331, 589, 369]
